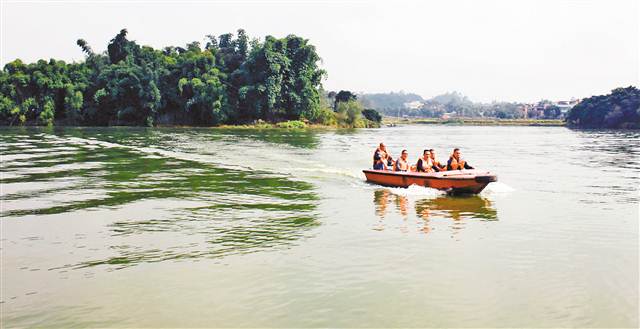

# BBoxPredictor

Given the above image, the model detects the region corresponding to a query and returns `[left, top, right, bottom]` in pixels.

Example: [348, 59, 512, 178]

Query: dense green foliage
[362, 108, 382, 123]
[335, 100, 362, 127]
[0, 29, 327, 126]
[332, 90, 357, 110]
[566, 86, 640, 129]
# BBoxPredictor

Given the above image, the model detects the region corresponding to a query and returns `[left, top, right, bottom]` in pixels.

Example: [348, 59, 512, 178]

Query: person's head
[379, 143, 386, 151]
[453, 148, 461, 159]
[401, 149, 408, 160]
[429, 149, 436, 158]
[423, 149, 430, 157]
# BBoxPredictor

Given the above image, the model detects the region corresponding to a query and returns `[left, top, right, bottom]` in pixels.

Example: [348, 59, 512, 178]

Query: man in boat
[383, 145, 395, 169]
[447, 148, 474, 170]
[385, 150, 395, 168]
[373, 143, 393, 170]
[416, 149, 434, 173]
[429, 149, 447, 172]
[394, 149, 410, 171]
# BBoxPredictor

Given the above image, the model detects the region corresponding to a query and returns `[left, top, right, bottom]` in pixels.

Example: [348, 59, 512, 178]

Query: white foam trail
[483, 182, 516, 194]
[385, 184, 445, 198]
[280, 165, 363, 180]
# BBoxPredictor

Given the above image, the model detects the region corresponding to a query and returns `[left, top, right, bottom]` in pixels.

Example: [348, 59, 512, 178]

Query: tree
[107, 29, 139, 64]
[334, 90, 357, 111]
[280, 35, 324, 121]
[335, 100, 363, 127]
[566, 86, 640, 129]
[205, 35, 218, 51]
[543, 105, 561, 119]
[0, 29, 328, 127]
[76, 39, 94, 57]
[64, 89, 83, 123]
[362, 108, 382, 123]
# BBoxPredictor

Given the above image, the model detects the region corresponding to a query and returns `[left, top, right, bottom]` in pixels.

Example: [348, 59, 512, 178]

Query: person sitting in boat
[385, 150, 395, 169]
[447, 148, 474, 170]
[372, 143, 388, 170]
[373, 143, 396, 170]
[429, 149, 447, 172]
[394, 149, 410, 172]
[416, 149, 434, 173]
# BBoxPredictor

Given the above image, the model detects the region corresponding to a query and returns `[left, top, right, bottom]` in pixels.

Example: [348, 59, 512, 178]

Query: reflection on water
[414, 195, 497, 221]
[373, 189, 497, 234]
[1, 129, 319, 270]
[214, 128, 320, 149]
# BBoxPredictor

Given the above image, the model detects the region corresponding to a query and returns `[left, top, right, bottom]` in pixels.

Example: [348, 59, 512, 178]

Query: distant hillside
[430, 91, 472, 106]
[359, 92, 423, 111]
[361, 90, 574, 120]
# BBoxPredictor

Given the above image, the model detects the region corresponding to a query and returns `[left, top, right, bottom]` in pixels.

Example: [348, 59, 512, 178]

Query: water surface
[1, 126, 638, 327]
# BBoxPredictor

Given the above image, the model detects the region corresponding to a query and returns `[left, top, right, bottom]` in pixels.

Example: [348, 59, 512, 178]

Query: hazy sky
[2, 0, 638, 102]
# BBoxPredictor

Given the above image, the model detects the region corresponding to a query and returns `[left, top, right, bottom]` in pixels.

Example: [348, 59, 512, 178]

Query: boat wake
[43, 133, 364, 185]
[482, 182, 516, 194]
[375, 181, 513, 198]
[383, 184, 446, 198]
[43, 133, 514, 195]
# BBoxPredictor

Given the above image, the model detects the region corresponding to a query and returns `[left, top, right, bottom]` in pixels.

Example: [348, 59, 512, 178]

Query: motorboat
[363, 169, 497, 194]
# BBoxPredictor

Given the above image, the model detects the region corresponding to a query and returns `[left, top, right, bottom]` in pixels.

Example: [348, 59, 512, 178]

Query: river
[1, 125, 638, 327]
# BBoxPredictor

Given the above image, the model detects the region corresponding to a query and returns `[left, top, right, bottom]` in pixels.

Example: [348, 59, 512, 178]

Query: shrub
[336, 100, 363, 128]
[315, 107, 337, 126]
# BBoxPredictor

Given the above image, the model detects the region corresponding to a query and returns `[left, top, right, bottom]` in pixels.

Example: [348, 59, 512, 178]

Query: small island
[0, 29, 380, 129]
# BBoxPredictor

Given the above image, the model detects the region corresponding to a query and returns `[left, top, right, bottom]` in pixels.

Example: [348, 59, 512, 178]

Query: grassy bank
[383, 117, 565, 127]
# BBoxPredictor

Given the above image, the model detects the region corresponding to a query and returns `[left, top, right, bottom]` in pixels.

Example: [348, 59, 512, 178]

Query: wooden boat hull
[363, 169, 497, 194]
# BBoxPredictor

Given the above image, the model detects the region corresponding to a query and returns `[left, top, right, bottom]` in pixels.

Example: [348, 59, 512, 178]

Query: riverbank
[3, 119, 380, 130]
[383, 117, 565, 126]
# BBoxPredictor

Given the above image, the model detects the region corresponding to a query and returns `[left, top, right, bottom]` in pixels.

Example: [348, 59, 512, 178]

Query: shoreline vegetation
[565, 86, 639, 129]
[0, 29, 637, 129]
[0, 29, 380, 129]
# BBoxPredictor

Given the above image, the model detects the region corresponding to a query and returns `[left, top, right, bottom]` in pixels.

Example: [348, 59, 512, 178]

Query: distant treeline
[360, 92, 424, 111]
[0, 29, 379, 128]
[566, 86, 639, 129]
[361, 91, 542, 119]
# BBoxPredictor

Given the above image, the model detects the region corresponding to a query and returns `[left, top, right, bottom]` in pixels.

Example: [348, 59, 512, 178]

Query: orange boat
[362, 169, 497, 194]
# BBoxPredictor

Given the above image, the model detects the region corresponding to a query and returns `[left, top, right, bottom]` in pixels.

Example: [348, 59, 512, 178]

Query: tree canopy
[0, 29, 328, 126]
[566, 86, 640, 129]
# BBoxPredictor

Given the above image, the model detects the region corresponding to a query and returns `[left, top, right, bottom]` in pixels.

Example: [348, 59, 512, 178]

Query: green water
[1, 126, 638, 327]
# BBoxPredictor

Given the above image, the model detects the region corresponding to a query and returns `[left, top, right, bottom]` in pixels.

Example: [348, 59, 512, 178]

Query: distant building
[553, 99, 580, 115]
[403, 101, 423, 110]
[441, 112, 456, 119]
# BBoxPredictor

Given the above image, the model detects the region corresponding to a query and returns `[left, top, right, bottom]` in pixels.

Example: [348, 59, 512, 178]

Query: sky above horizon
[1, 0, 638, 103]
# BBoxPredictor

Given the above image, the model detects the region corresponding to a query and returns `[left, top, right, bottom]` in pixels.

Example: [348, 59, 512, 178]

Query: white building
[403, 101, 423, 110]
